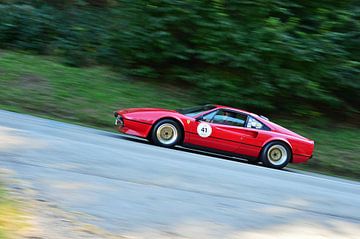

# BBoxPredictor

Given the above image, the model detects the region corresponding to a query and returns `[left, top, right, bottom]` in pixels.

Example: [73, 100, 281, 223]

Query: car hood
[120, 108, 177, 114]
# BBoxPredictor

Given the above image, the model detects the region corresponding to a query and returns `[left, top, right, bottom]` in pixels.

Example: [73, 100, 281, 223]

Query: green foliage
[0, 0, 359, 120]
[288, 124, 360, 181]
[0, 51, 196, 127]
[0, 51, 359, 180]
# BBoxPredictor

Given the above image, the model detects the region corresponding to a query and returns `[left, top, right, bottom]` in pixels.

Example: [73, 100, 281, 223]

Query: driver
[221, 111, 233, 125]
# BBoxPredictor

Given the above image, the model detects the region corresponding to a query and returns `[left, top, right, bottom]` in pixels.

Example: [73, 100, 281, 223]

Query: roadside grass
[0, 51, 197, 129]
[285, 125, 360, 180]
[0, 51, 359, 181]
[0, 186, 26, 239]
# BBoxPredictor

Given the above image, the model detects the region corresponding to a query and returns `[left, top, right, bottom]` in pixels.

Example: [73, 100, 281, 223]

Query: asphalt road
[0, 110, 359, 239]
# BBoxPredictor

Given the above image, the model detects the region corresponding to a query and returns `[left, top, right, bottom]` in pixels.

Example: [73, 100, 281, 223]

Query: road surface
[0, 110, 359, 239]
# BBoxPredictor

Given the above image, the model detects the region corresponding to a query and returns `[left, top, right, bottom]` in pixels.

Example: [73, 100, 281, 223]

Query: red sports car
[114, 104, 314, 169]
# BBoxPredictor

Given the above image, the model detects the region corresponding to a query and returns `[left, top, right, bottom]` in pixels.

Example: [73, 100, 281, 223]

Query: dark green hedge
[0, 0, 359, 120]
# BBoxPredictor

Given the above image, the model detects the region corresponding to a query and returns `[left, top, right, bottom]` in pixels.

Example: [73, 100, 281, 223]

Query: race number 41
[197, 122, 212, 138]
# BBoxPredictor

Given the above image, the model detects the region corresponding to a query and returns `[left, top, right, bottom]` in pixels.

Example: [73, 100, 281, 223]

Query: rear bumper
[292, 154, 312, 164]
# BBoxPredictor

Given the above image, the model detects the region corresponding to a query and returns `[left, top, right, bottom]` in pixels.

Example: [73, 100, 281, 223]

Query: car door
[234, 116, 271, 158]
[189, 109, 251, 154]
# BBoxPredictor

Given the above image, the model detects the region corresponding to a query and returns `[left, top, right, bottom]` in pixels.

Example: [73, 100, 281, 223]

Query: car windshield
[177, 104, 216, 117]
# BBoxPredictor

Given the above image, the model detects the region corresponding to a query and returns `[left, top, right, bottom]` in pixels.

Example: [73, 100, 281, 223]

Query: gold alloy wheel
[156, 123, 178, 145]
[267, 145, 288, 166]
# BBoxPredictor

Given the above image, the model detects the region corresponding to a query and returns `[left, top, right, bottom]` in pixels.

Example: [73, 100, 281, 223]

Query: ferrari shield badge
[197, 122, 212, 138]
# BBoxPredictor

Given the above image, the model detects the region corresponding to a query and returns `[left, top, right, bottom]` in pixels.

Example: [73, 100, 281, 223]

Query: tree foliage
[0, 0, 359, 119]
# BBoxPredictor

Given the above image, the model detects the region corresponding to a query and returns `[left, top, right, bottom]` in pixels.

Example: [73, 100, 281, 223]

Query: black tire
[260, 141, 291, 169]
[151, 119, 182, 148]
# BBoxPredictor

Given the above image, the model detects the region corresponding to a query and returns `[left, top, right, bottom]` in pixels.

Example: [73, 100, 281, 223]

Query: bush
[0, 0, 359, 120]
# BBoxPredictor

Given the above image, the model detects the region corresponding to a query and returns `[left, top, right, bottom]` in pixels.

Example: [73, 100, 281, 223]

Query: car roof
[209, 105, 308, 140]
[214, 105, 257, 117]
[213, 104, 272, 128]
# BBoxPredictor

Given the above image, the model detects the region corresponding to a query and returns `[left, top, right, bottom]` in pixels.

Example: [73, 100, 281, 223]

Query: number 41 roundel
[197, 122, 212, 138]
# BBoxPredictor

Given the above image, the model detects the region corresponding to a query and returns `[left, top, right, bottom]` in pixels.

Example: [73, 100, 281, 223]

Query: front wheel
[151, 119, 182, 147]
[260, 141, 291, 169]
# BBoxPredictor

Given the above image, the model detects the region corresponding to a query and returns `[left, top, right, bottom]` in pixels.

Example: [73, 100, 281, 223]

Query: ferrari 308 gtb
[114, 104, 314, 169]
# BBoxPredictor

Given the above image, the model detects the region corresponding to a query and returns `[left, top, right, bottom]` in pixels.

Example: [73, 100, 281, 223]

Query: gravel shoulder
[0, 169, 122, 239]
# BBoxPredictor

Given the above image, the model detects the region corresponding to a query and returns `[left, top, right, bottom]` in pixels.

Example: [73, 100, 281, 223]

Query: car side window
[211, 110, 247, 127]
[201, 110, 218, 122]
[246, 116, 267, 130]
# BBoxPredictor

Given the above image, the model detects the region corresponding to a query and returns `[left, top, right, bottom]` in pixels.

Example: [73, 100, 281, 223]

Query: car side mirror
[195, 115, 203, 122]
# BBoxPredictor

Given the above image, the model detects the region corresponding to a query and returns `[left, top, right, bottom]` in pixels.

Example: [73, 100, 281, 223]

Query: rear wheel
[260, 141, 291, 169]
[151, 119, 182, 147]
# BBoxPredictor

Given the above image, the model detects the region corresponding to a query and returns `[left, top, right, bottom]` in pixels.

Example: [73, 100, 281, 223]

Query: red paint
[115, 106, 314, 164]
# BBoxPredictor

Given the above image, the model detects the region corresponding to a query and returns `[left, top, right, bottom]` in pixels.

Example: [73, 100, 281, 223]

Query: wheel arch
[147, 117, 185, 143]
[260, 139, 293, 162]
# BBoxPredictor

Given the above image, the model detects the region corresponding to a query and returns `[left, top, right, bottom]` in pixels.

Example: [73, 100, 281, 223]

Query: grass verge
[0, 51, 197, 128]
[286, 124, 360, 181]
[0, 51, 359, 181]
[0, 186, 26, 239]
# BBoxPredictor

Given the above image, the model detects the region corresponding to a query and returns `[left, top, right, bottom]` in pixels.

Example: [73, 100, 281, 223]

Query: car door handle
[213, 126, 258, 138]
